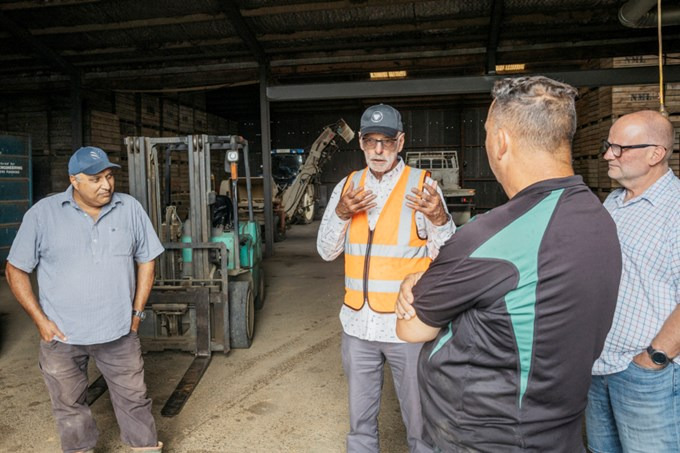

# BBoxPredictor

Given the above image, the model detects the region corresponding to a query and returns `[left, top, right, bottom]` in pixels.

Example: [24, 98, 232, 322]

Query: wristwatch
[646, 345, 670, 367]
[132, 309, 147, 322]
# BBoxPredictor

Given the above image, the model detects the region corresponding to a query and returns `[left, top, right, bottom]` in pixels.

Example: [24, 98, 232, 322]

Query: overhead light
[370, 71, 408, 80]
[495, 64, 526, 73]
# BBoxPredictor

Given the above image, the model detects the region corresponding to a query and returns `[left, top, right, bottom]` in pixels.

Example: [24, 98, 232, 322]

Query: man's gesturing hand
[395, 272, 425, 320]
[335, 181, 377, 221]
[406, 180, 448, 226]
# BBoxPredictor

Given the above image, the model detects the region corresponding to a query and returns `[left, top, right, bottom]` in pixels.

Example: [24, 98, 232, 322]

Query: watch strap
[132, 309, 146, 320]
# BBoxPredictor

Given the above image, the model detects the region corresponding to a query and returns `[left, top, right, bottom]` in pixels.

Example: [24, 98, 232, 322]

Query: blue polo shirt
[8, 186, 164, 345]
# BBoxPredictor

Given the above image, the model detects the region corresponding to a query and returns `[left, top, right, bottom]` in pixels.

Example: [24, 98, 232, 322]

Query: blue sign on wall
[0, 133, 32, 271]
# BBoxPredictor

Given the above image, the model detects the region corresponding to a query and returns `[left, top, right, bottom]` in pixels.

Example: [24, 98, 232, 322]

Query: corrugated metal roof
[0, 0, 676, 91]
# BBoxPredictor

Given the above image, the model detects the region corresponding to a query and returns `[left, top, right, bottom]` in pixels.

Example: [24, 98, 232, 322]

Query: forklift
[120, 134, 263, 416]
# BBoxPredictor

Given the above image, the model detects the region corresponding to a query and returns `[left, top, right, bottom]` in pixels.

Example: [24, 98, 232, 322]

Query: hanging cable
[658, 0, 668, 117]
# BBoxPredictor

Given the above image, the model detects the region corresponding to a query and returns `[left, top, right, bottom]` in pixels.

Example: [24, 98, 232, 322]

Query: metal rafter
[220, 0, 267, 65]
[240, 0, 428, 17]
[485, 0, 504, 74]
[267, 65, 680, 101]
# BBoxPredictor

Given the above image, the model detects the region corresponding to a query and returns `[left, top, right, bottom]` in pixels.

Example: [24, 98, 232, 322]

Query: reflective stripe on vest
[343, 166, 431, 313]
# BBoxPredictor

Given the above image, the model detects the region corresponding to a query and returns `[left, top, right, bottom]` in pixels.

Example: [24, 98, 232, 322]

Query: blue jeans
[586, 361, 680, 453]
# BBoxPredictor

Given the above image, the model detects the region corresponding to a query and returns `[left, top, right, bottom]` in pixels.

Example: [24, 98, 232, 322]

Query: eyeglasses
[361, 136, 399, 151]
[601, 139, 663, 158]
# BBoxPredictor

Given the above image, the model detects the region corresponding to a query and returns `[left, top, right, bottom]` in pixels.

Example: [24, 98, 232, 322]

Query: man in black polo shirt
[395, 76, 622, 452]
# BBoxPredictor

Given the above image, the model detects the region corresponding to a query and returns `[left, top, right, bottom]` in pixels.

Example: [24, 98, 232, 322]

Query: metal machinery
[124, 134, 264, 416]
[405, 150, 476, 225]
[276, 119, 355, 232]
[227, 120, 354, 240]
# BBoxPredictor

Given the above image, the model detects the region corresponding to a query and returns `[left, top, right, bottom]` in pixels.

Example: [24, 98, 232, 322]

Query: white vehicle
[405, 150, 475, 225]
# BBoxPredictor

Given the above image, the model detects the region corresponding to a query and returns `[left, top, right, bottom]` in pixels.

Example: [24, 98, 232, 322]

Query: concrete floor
[0, 221, 409, 453]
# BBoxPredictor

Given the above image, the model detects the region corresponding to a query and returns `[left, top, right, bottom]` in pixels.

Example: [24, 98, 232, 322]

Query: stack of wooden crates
[572, 54, 680, 201]
[84, 93, 237, 204]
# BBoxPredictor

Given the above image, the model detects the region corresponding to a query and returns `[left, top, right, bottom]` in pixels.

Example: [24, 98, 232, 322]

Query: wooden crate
[48, 110, 72, 151]
[141, 127, 160, 138]
[87, 110, 121, 153]
[576, 88, 615, 125]
[572, 158, 584, 184]
[585, 157, 599, 187]
[670, 114, 680, 150]
[573, 117, 614, 158]
[179, 105, 193, 133]
[163, 100, 179, 132]
[115, 93, 136, 122]
[194, 109, 207, 133]
[595, 189, 612, 203]
[141, 95, 160, 128]
[599, 53, 680, 69]
[671, 151, 679, 178]
[120, 121, 136, 141]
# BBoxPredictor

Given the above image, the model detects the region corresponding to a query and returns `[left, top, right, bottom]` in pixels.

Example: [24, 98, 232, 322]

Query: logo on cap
[371, 111, 384, 123]
[89, 150, 101, 159]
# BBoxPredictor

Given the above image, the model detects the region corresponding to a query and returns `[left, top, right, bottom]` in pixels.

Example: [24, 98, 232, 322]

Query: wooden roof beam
[220, 0, 267, 65]
[0, 10, 78, 76]
[240, 0, 447, 17]
[0, 0, 100, 10]
[26, 13, 227, 36]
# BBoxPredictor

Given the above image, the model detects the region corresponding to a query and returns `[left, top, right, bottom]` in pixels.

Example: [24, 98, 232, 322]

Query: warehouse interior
[1, 0, 680, 451]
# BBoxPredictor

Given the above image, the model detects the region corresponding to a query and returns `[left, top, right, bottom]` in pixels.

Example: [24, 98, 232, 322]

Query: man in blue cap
[318, 104, 455, 452]
[6, 146, 164, 453]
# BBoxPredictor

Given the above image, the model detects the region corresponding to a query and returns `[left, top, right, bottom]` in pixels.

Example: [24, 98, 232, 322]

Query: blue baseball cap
[68, 146, 121, 175]
[360, 104, 403, 138]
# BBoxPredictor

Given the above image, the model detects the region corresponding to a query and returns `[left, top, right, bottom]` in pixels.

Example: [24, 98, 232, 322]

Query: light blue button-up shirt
[593, 169, 680, 375]
[8, 186, 164, 345]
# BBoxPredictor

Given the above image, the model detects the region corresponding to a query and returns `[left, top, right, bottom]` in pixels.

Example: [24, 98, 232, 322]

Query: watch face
[651, 351, 668, 365]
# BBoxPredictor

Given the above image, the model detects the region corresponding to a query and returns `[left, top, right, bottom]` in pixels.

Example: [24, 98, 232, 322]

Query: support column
[259, 65, 274, 257]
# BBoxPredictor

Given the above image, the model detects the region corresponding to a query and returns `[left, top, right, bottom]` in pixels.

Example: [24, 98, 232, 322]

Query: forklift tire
[254, 267, 266, 310]
[229, 280, 255, 349]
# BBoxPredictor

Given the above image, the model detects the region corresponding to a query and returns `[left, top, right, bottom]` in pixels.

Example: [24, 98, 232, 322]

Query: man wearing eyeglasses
[586, 110, 680, 453]
[317, 104, 455, 452]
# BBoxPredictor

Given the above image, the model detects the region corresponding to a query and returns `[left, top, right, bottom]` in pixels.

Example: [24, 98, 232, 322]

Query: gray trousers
[341, 332, 433, 453]
[38, 331, 158, 453]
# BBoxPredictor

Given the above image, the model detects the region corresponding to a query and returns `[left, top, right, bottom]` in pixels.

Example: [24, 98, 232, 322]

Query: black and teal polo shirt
[412, 175, 621, 453]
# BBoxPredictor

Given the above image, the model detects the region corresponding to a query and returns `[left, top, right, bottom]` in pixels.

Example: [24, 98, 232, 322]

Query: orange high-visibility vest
[343, 166, 432, 313]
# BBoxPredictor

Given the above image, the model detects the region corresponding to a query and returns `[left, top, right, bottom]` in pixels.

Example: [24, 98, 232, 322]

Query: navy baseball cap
[68, 146, 121, 175]
[360, 104, 403, 138]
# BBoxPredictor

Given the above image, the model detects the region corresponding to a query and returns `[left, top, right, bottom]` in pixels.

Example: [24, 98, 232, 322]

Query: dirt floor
[0, 221, 410, 453]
